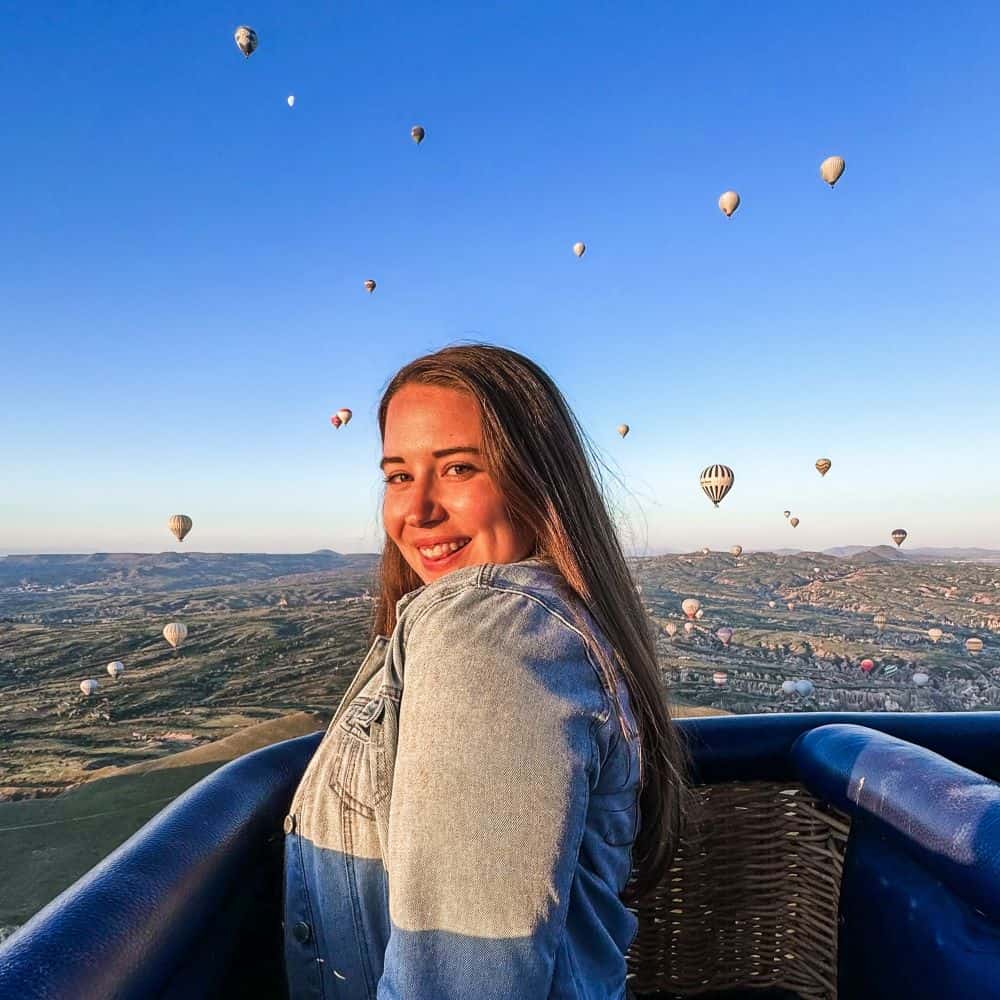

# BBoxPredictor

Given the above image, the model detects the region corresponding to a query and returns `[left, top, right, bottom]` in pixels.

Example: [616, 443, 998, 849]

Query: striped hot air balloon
[664, 623, 678, 637]
[168, 514, 193, 543]
[712, 670, 728, 686]
[966, 637, 984, 655]
[891, 528, 908, 547]
[820, 156, 846, 187]
[163, 622, 188, 650]
[873, 611, 887, 631]
[927, 628, 943, 643]
[815, 458, 832, 477]
[700, 464, 734, 507]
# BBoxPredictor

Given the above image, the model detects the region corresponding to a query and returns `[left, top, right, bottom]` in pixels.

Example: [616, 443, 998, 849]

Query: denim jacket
[283, 557, 641, 999]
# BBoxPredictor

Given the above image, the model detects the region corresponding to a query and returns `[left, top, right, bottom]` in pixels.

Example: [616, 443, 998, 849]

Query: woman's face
[381, 383, 536, 584]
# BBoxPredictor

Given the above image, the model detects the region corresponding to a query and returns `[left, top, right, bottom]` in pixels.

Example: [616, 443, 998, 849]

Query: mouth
[415, 538, 471, 569]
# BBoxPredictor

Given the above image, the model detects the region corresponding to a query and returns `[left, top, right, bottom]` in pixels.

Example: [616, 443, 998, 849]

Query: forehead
[383, 384, 482, 451]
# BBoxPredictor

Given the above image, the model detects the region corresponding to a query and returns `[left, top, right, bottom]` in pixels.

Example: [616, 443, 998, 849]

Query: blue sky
[2, 2, 998, 555]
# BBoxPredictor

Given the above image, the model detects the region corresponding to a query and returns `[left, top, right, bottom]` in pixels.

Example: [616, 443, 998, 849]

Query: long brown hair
[371, 343, 685, 907]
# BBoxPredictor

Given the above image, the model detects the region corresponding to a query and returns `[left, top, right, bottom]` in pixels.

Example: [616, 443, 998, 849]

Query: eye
[445, 463, 475, 476]
[382, 472, 408, 484]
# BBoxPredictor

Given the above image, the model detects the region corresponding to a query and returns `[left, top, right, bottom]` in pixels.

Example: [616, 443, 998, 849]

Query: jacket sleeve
[376, 584, 609, 1000]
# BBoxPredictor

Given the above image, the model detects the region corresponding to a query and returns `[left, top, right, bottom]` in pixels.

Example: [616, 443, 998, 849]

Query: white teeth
[418, 539, 469, 559]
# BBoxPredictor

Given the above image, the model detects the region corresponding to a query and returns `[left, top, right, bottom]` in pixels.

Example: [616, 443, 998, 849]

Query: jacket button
[283, 814, 296, 835]
[292, 921, 312, 944]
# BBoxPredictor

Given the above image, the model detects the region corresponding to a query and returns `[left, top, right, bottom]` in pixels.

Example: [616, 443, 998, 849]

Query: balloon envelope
[928, 628, 943, 643]
[665, 623, 678, 637]
[287, 95, 295, 107]
[234, 25, 258, 58]
[860, 658, 875, 674]
[411, 125, 425, 144]
[820, 156, 846, 187]
[163, 622, 188, 649]
[700, 464, 734, 507]
[873, 611, 887, 630]
[336, 408, 352, 426]
[617, 424, 629, 438]
[718, 190, 740, 217]
[364, 279, 376, 294]
[789, 517, 800, 527]
[815, 458, 832, 477]
[787, 602, 796, 611]
[966, 637, 984, 654]
[168, 514, 193, 543]
[729, 545, 742, 558]
[684, 622, 695, 634]
[716, 627, 733, 646]
[783, 510, 791, 519]
[106, 661, 124, 679]
[79, 679, 99, 695]
[695, 609, 705, 620]
[572, 242, 586, 257]
[891, 529, 908, 547]
[913, 672, 930, 687]
[682, 598, 701, 619]
[781, 680, 797, 695]
[768, 600, 776, 608]
[794, 679, 814, 697]
[712, 671, 728, 686]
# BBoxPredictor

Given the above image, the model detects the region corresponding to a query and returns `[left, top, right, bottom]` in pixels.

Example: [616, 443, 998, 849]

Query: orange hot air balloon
[820, 156, 846, 187]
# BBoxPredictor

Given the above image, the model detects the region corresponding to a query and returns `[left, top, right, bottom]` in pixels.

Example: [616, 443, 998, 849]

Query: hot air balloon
[695, 609, 705, 620]
[664, 623, 678, 638]
[684, 622, 696, 634]
[364, 279, 376, 294]
[336, 408, 352, 426]
[815, 458, 832, 477]
[716, 627, 733, 647]
[790, 517, 800, 528]
[783, 510, 791, 519]
[787, 602, 796, 611]
[572, 242, 586, 258]
[700, 465, 734, 507]
[781, 680, 797, 695]
[891, 529, 908, 547]
[79, 679, 100, 696]
[913, 672, 930, 687]
[106, 661, 124, 680]
[928, 628, 943, 643]
[712, 671, 728, 686]
[966, 637, 984, 655]
[729, 545, 743, 558]
[860, 658, 875, 674]
[873, 611, 887, 631]
[718, 191, 740, 218]
[682, 599, 701, 619]
[617, 424, 629, 438]
[768, 600, 776, 608]
[820, 156, 846, 187]
[234, 25, 258, 58]
[411, 125, 425, 144]
[168, 514, 193, 543]
[287, 95, 295, 108]
[163, 622, 188, 650]
[794, 679, 814, 698]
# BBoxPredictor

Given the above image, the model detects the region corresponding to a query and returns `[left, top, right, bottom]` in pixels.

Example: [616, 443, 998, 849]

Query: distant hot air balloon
[106, 660, 124, 680]
[684, 622, 696, 634]
[664, 623, 678, 638]
[701, 547, 710, 555]
[794, 679, 814, 698]
[695, 609, 705, 620]
[718, 191, 740, 218]
[891, 529, 908, 547]
[928, 628, 943, 643]
[411, 125, 425, 144]
[617, 424, 629, 438]
[966, 637, 984, 655]
[712, 671, 728, 686]
[873, 611, 887, 631]
[163, 622, 188, 650]
[79, 679, 100, 696]
[768, 600, 776, 608]
[572, 242, 586, 258]
[729, 545, 743, 558]
[815, 458, 832, 477]
[330, 408, 353, 429]
[364, 279, 376, 294]
[700, 465, 734, 507]
[913, 672, 930, 687]
[168, 514, 193, 543]
[234, 25, 258, 58]
[783, 510, 791, 519]
[860, 658, 875, 674]
[787, 602, 796, 611]
[789, 517, 800, 528]
[287, 95, 295, 107]
[716, 627, 733, 647]
[781, 680, 797, 696]
[820, 156, 846, 187]
[682, 599, 701, 619]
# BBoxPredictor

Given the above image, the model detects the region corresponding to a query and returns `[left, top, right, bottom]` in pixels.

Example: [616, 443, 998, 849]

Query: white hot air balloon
[682, 598, 701, 620]
[718, 190, 740, 218]
[928, 628, 943, 643]
[287, 95, 296, 108]
[913, 672, 930, 687]
[617, 424, 629, 438]
[695, 609, 705, 620]
[684, 622, 696, 634]
[768, 600, 776, 608]
[572, 242, 586, 258]
[781, 680, 797, 696]
[820, 156, 846, 187]
[80, 679, 100, 696]
[664, 623, 678, 638]
[163, 622, 188, 650]
[106, 661, 125, 680]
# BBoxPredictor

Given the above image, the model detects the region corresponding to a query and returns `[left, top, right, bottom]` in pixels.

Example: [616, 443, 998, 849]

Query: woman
[284, 345, 686, 999]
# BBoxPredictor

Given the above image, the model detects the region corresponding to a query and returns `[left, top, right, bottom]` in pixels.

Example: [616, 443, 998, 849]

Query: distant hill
[0, 551, 380, 592]
[821, 545, 1000, 564]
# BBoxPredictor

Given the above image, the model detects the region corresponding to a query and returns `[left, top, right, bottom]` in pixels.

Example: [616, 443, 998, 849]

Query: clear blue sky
[2, 2, 998, 555]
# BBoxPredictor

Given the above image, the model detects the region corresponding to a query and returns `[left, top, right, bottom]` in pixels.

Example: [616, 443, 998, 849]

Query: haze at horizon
[2, 2, 998, 555]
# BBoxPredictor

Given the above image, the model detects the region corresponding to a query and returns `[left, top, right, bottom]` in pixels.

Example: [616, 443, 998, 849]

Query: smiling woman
[282, 344, 686, 999]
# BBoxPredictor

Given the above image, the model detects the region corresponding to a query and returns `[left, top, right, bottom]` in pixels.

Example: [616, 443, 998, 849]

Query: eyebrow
[379, 446, 481, 471]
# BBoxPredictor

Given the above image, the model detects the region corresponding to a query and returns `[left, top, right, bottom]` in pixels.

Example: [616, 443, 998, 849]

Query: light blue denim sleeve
[376, 583, 608, 1000]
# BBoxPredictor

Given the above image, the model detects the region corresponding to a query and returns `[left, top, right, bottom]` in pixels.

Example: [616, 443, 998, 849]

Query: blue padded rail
[793, 724, 1000, 998]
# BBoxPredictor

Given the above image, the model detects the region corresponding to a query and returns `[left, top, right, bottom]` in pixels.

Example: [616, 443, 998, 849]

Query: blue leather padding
[680, 711, 1000, 784]
[837, 816, 1000, 999]
[792, 723, 1000, 923]
[0, 731, 322, 1000]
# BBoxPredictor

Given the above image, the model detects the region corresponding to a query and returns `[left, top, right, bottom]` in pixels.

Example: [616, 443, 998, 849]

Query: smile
[416, 539, 470, 563]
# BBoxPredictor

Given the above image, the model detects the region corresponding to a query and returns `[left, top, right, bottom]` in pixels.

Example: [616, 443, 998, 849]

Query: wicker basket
[626, 781, 850, 1000]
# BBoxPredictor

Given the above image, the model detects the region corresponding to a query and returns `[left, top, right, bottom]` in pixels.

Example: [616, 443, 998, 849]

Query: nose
[402, 477, 446, 527]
